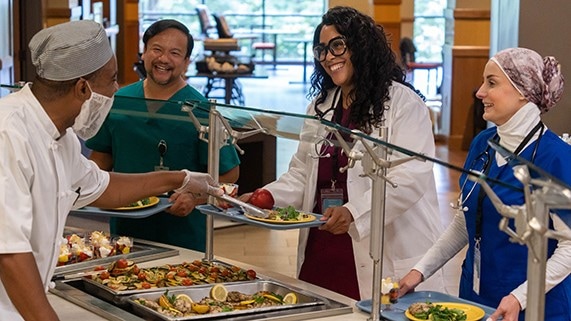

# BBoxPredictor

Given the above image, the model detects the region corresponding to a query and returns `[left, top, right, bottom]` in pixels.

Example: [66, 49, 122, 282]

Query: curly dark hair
[308, 6, 413, 132]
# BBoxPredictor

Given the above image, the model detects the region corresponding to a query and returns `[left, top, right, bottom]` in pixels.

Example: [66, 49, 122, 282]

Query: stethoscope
[451, 121, 545, 213]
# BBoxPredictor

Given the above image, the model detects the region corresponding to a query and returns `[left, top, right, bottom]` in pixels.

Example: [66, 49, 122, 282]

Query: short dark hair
[143, 19, 194, 58]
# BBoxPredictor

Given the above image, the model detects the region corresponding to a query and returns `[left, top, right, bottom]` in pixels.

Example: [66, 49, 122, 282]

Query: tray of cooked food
[81, 258, 258, 306]
[356, 291, 494, 321]
[57, 231, 134, 266]
[70, 196, 172, 218]
[53, 231, 179, 278]
[197, 204, 326, 230]
[129, 280, 326, 320]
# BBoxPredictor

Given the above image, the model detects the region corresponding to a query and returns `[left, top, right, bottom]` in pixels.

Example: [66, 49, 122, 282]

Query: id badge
[320, 188, 344, 211]
[155, 140, 168, 171]
[473, 239, 481, 295]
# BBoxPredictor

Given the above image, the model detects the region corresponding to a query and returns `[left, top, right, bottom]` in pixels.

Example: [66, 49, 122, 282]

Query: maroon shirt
[298, 104, 360, 300]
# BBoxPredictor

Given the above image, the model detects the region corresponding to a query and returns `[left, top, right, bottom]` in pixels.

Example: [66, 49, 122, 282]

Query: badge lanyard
[154, 139, 169, 171]
[320, 88, 346, 211]
[472, 121, 544, 294]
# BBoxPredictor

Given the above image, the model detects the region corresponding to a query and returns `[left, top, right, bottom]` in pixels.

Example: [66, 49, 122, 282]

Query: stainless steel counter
[49, 244, 369, 321]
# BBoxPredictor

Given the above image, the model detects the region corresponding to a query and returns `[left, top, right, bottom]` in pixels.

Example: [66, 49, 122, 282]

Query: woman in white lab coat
[245, 6, 446, 300]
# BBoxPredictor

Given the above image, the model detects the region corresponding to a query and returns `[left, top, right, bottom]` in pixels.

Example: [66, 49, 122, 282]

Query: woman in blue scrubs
[400, 47, 571, 321]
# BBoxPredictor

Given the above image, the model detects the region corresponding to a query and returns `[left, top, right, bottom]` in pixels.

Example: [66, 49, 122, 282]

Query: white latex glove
[174, 170, 223, 196]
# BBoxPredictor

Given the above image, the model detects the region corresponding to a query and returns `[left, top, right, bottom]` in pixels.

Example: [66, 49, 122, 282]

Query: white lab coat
[0, 84, 109, 320]
[265, 82, 445, 299]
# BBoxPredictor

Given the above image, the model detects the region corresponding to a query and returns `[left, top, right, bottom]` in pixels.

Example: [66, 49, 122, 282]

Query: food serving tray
[53, 238, 179, 279]
[356, 291, 495, 321]
[128, 280, 325, 320]
[82, 260, 256, 306]
[197, 204, 326, 230]
[70, 196, 172, 218]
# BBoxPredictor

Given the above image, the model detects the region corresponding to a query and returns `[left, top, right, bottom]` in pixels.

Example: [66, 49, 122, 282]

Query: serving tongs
[212, 193, 269, 218]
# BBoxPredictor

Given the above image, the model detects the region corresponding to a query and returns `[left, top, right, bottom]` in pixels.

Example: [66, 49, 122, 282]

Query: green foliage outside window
[139, 0, 325, 61]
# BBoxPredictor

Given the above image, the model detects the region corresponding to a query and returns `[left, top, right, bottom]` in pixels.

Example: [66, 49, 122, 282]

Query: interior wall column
[328, 0, 373, 16]
[442, 0, 490, 151]
[116, 0, 139, 85]
[373, 0, 401, 55]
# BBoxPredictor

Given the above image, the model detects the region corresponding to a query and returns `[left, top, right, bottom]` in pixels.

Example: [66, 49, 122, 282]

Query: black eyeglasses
[313, 36, 347, 62]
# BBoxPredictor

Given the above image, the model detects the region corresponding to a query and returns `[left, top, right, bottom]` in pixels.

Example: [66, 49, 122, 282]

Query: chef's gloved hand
[174, 169, 223, 197]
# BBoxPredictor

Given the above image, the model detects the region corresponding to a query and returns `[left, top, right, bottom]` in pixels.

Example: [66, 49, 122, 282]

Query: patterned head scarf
[29, 20, 114, 81]
[491, 47, 564, 113]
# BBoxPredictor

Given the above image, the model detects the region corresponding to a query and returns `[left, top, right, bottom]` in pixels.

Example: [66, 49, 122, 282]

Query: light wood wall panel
[442, 2, 490, 150]
[116, 0, 139, 85]
[443, 46, 489, 150]
[373, 0, 401, 58]
[329, 0, 373, 16]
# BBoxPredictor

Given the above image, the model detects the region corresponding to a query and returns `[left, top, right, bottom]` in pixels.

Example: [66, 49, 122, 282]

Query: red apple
[249, 188, 275, 209]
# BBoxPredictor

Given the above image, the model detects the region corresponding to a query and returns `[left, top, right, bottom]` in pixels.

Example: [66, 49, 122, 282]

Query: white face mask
[72, 82, 114, 140]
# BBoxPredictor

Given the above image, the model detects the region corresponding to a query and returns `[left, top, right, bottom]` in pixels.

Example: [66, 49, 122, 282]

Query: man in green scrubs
[87, 19, 240, 251]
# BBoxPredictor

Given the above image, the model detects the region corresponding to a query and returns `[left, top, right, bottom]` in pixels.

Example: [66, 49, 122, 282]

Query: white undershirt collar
[495, 102, 542, 166]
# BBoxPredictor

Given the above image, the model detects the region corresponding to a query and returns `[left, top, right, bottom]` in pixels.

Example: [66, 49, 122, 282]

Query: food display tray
[53, 238, 179, 279]
[70, 196, 172, 218]
[81, 260, 256, 306]
[356, 291, 495, 321]
[128, 280, 325, 320]
[197, 204, 326, 230]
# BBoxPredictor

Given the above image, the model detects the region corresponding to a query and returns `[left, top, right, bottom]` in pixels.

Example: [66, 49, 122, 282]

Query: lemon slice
[159, 295, 173, 309]
[262, 293, 282, 302]
[239, 299, 256, 305]
[191, 303, 210, 314]
[176, 294, 193, 304]
[283, 292, 297, 304]
[210, 284, 228, 302]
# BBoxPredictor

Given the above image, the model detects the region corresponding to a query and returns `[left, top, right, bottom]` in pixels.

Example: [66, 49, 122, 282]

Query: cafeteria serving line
[3, 1, 571, 321]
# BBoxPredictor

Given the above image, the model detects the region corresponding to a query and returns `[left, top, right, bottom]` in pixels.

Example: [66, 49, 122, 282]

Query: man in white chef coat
[0, 20, 221, 321]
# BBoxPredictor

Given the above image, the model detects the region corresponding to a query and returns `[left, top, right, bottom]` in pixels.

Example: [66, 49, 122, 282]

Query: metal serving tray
[53, 238, 179, 280]
[128, 280, 325, 320]
[82, 260, 257, 306]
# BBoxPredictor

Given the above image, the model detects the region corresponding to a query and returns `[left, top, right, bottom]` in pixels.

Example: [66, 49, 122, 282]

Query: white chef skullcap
[29, 20, 114, 81]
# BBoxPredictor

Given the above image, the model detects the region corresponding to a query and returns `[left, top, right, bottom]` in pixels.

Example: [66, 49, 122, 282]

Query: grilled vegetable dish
[88, 259, 257, 291]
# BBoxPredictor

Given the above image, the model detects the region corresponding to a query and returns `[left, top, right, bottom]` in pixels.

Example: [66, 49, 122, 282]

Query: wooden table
[250, 28, 297, 68]
[191, 72, 268, 105]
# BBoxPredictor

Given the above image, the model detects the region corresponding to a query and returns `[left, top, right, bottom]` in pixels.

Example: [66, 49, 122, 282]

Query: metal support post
[525, 197, 548, 321]
[206, 100, 221, 261]
[368, 126, 389, 321]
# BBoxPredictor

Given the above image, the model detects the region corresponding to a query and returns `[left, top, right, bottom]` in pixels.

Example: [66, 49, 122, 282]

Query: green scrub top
[86, 81, 240, 251]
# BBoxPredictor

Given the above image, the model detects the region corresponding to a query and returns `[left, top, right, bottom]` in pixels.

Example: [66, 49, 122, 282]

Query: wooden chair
[212, 13, 233, 39]
[195, 4, 216, 39]
[196, 6, 240, 54]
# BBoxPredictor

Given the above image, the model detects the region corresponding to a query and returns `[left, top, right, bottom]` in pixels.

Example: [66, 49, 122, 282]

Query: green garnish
[412, 303, 467, 321]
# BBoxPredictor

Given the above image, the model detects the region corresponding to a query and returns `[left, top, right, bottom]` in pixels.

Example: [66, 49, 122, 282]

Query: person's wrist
[411, 269, 425, 283]
[174, 169, 191, 193]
